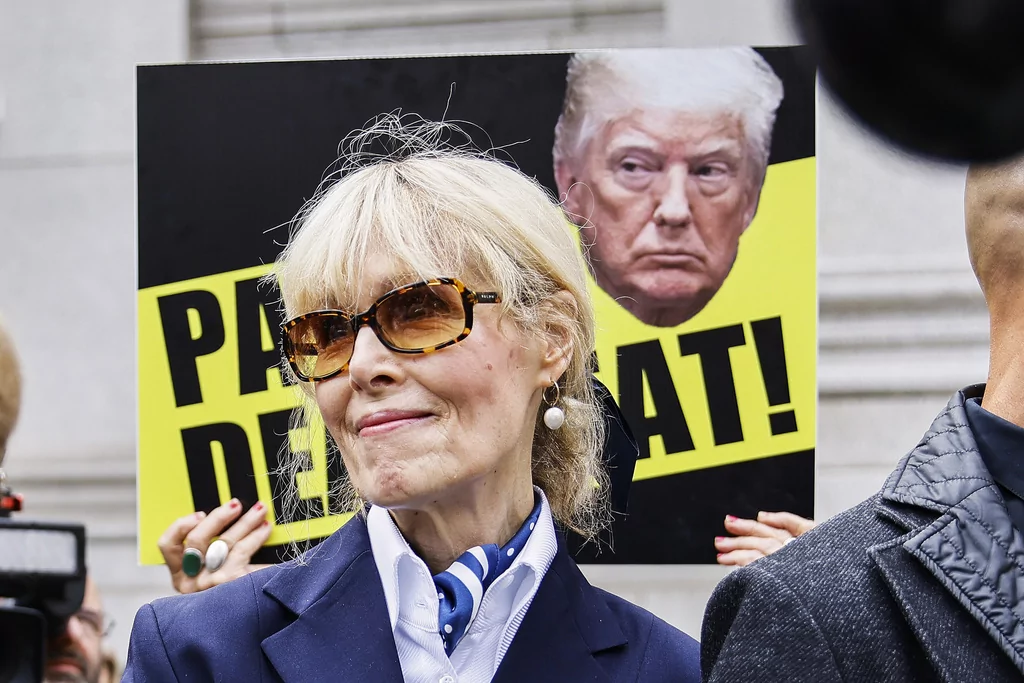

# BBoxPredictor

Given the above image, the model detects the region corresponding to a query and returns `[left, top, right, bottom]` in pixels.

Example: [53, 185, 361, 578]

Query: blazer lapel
[904, 498, 1024, 675]
[260, 516, 403, 683]
[492, 539, 627, 683]
[869, 529, 1021, 681]
[876, 386, 1024, 675]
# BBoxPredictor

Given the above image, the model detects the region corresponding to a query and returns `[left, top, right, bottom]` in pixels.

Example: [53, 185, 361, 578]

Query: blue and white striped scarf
[432, 497, 543, 656]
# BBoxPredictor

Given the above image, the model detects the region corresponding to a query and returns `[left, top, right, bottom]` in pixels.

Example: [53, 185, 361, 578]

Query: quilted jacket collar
[880, 384, 1024, 673]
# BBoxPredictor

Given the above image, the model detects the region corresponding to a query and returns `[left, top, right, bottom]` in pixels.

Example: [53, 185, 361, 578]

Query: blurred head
[97, 650, 119, 683]
[273, 116, 609, 539]
[554, 48, 784, 327]
[0, 316, 22, 465]
[44, 576, 104, 683]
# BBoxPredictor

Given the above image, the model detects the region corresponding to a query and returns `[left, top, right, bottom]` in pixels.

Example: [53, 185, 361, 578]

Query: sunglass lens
[377, 283, 466, 350]
[288, 314, 353, 379]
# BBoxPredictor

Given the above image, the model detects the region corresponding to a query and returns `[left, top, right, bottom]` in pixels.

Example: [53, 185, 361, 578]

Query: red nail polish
[229, 499, 241, 509]
[253, 501, 264, 512]
[725, 515, 737, 522]
[715, 536, 725, 542]
[261, 520, 270, 528]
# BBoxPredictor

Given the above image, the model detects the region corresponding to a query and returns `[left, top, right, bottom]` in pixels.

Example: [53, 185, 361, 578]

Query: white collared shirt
[367, 488, 558, 683]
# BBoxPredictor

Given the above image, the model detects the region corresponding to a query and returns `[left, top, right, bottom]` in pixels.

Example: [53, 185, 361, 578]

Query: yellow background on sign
[137, 264, 347, 565]
[137, 157, 814, 565]
[590, 157, 816, 480]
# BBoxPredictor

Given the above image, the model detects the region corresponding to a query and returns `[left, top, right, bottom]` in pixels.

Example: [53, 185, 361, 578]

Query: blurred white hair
[0, 316, 22, 464]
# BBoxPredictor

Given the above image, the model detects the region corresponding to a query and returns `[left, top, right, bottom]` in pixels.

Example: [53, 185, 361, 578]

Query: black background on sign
[566, 449, 815, 564]
[137, 47, 815, 289]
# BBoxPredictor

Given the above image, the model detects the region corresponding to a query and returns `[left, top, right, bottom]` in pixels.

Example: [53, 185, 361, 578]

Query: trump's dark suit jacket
[122, 512, 699, 682]
[702, 385, 1024, 682]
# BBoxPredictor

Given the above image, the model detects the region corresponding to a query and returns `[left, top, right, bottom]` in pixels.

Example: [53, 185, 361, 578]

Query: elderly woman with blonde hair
[123, 116, 699, 683]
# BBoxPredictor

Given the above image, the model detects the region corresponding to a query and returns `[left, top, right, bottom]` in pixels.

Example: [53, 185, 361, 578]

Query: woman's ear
[538, 290, 577, 382]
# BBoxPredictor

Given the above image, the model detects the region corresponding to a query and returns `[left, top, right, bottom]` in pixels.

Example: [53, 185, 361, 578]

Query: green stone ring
[182, 547, 205, 577]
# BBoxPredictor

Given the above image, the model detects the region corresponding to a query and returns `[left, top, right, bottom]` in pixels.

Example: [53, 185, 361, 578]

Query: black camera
[0, 474, 87, 683]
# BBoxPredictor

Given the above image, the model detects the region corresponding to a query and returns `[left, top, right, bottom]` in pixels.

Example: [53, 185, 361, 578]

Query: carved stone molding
[4, 452, 137, 542]
[191, 0, 665, 58]
[818, 255, 988, 396]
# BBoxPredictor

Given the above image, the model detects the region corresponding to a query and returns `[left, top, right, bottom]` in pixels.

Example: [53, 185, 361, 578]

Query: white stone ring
[205, 539, 232, 572]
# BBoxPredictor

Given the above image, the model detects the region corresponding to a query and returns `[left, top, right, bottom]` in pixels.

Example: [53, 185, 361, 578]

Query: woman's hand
[157, 498, 274, 594]
[714, 511, 818, 567]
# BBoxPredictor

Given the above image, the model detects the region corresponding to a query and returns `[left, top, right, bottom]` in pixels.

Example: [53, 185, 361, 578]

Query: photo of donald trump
[553, 48, 785, 328]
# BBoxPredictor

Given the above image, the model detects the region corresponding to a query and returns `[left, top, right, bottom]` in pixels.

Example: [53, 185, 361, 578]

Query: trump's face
[557, 107, 763, 327]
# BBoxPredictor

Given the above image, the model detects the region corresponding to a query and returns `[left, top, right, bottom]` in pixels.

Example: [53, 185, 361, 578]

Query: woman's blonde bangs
[276, 155, 588, 324]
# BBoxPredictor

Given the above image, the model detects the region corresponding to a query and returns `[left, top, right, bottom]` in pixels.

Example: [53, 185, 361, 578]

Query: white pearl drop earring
[543, 381, 565, 430]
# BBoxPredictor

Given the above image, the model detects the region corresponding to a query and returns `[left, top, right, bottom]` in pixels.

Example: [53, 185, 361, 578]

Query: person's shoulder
[754, 493, 896, 577]
[700, 490, 940, 681]
[594, 587, 701, 682]
[707, 492, 904, 627]
[124, 566, 287, 680]
[594, 585, 695, 643]
[147, 564, 284, 641]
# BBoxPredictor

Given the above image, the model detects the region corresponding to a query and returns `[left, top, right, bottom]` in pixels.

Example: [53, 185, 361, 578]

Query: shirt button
[439, 676, 455, 683]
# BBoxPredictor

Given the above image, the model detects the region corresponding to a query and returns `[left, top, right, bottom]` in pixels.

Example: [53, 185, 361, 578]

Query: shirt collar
[965, 397, 1024, 502]
[367, 486, 557, 633]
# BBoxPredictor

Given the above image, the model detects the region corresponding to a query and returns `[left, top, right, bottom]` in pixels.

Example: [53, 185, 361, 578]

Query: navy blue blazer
[123, 514, 699, 682]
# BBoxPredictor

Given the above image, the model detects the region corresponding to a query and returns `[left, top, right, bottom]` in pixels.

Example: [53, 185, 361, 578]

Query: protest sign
[137, 47, 815, 564]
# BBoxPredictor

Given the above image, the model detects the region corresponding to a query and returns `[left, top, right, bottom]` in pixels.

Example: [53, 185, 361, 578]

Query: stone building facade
[0, 0, 981, 661]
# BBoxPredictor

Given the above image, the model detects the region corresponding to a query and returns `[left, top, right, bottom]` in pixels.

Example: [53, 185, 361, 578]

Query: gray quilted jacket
[701, 385, 1024, 682]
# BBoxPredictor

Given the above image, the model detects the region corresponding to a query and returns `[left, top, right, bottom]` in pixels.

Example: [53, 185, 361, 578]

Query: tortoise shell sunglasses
[281, 278, 501, 382]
